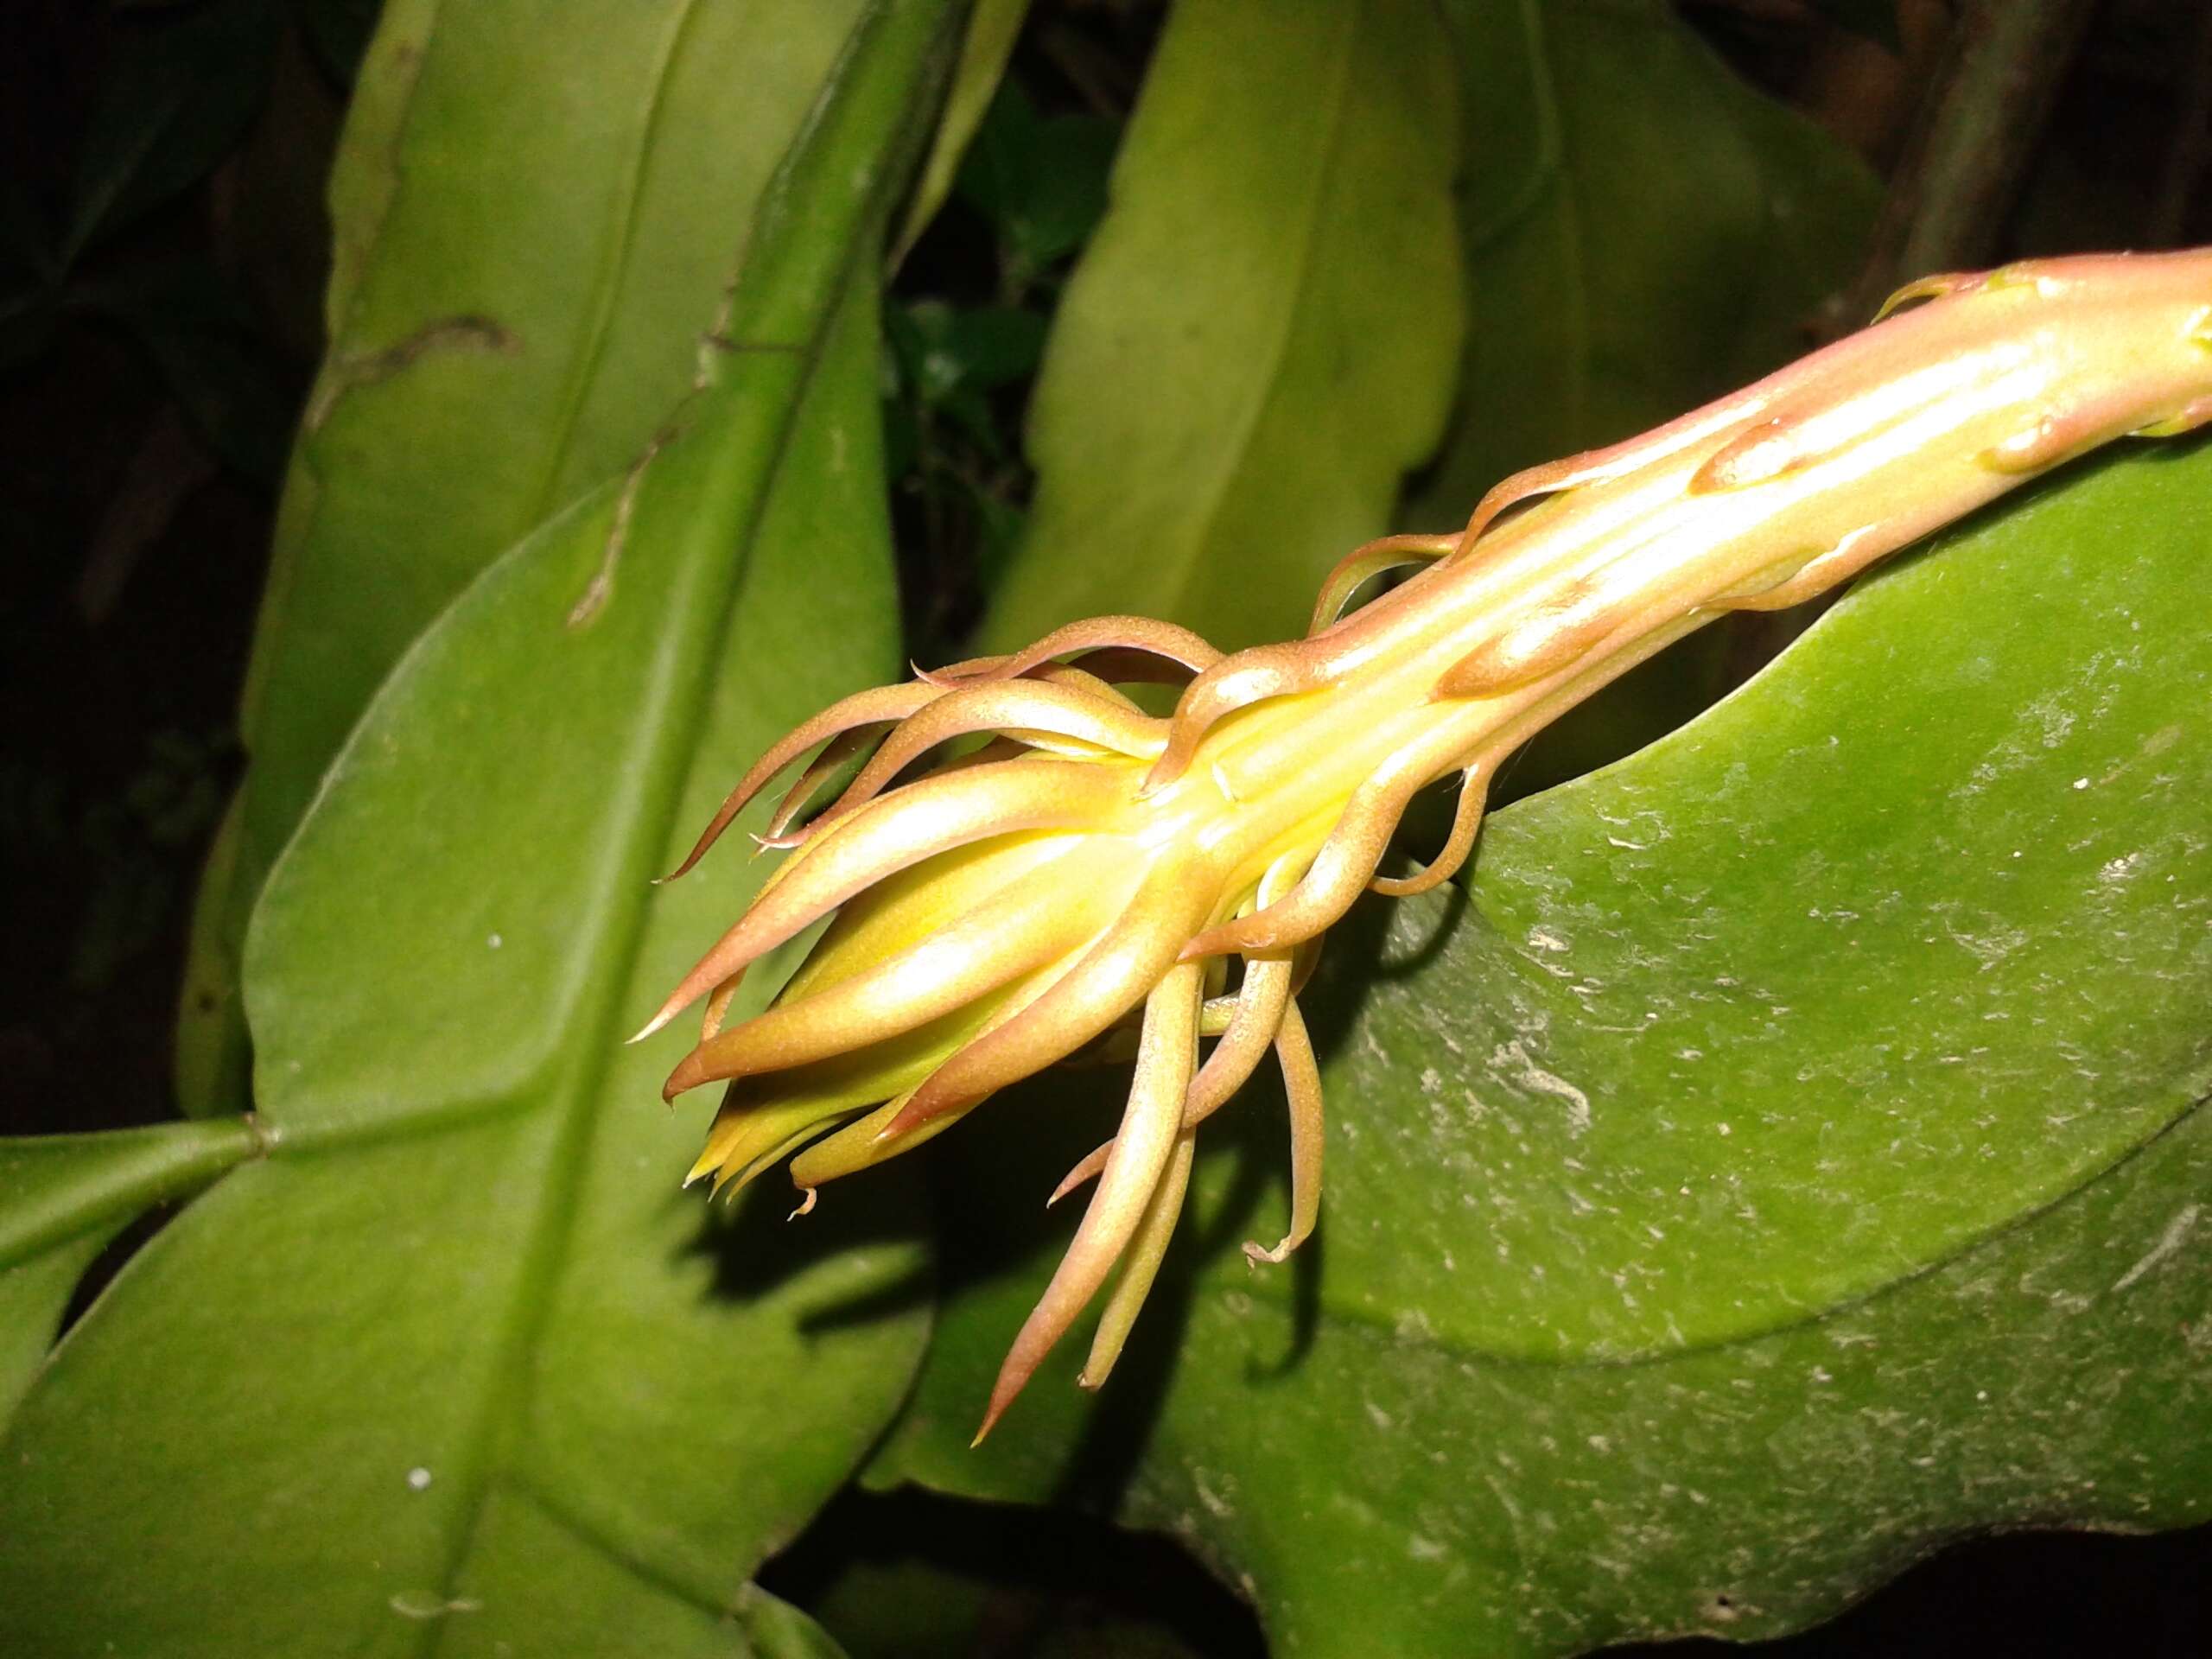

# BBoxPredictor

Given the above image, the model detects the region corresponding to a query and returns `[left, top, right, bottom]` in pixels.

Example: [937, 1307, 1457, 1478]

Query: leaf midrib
[394, 7, 925, 1643]
[406, 238, 838, 1659]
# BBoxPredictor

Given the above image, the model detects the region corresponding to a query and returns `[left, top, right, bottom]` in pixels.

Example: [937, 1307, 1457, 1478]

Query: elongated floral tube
[644, 247, 2212, 1438]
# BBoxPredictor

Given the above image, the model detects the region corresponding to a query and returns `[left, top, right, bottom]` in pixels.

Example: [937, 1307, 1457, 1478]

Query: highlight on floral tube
[635, 247, 2212, 1440]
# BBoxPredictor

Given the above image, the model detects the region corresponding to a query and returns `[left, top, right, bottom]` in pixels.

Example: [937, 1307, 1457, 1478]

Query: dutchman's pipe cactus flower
[635, 248, 2212, 1439]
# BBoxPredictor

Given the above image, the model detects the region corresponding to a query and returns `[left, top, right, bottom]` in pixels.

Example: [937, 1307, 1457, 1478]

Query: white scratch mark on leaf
[1489, 1036, 1592, 1135]
[2111, 1203, 2201, 1293]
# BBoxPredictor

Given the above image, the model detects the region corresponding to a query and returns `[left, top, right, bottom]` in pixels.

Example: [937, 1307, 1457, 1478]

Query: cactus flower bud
[637, 248, 2212, 1438]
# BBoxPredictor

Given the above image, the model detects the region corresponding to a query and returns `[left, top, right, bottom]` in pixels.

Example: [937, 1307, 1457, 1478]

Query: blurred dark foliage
[2, 3, 2208, 1656]
[1, 0, 363, 1137]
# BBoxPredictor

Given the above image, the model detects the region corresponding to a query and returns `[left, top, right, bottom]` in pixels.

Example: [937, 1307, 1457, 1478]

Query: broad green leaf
[870, 442, 2212, 1653]
[1413, 0, 1878, 797]
[0, 7, 957, 1654]
[0, 1119, 260, 1423]
[976, 0, 1465, 654]
[178, 0, 880, 1115]
[892, 0, 1032, 264]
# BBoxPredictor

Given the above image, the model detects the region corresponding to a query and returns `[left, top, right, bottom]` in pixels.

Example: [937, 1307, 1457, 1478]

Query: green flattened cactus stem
[633, 247, 2212, 1440]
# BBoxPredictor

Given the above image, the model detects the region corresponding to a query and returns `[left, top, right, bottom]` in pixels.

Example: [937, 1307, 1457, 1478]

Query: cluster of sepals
[633, 248, 2212, 1438]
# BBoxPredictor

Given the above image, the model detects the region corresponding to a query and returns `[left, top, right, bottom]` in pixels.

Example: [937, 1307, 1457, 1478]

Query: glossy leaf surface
[872, 442, 2212, 1654]
[0, 6, 955, 1653]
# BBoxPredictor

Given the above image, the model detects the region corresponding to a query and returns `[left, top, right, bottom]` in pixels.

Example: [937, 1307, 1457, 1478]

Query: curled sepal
[660, 681, 942, 880]
[1308, 532, 1459, 634]
[1051, 858, 1306, 1208]
[813, 679, 1166, 828]
[975, 962, 1205, 1442]
[932, 613, 1224, 688]
[1245, 997, 1324, 1265]
[1370, 767, 1489, 897]
[1180, 746, 1432, 959]
[1141, 644, 1332, 794]
[1080, 1130, 1196, 1390]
